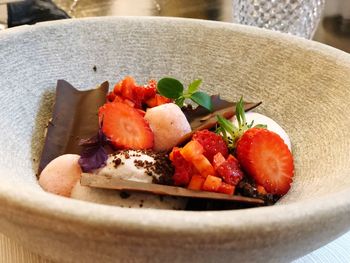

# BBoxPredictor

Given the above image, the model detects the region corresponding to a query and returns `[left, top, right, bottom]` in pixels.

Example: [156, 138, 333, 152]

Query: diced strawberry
[145, 94, 172, 108]
[217, 182, 235, 195]
[155, 94, 172, 105]
[257, 185, 267, 195]
[145, 96, 157, 108]
[216, 155, 244, 186]
[143, 79, 157, 100]
[106, 91, 116, 102]
[170, 148, 193, 186]
[120, 76, 136, 101]
[99, 102, 154, 149]
[169, 147, 180, 162]
[187, 174, 205, 191]
[202, 175, 222, 192]
[213, 152, 226, 170]
[192, 154, 215, 178]
[111, 77, 158, 109]
[192, 130, 228, 162]
[180, 140, 204, 162]
[236, 128, 294, 195]
[113, 80, 123, 94]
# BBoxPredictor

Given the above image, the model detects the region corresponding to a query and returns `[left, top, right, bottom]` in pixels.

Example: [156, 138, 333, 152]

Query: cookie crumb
[120, 191, 131, 199]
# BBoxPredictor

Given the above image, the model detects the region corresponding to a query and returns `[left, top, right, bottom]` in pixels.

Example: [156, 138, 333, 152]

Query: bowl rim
[0, 16, 350, 238]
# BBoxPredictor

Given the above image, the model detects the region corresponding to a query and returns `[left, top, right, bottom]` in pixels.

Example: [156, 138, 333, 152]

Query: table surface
[1, 0, 350, 262]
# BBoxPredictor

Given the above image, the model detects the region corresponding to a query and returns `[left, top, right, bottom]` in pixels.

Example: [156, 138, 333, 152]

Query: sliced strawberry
[216, 155, 244, 186]
[236, 128, 294, 195]
[235, 128, 261, 171]
[99, 102, 154, 149]
[170, 148, 193, 186]
[192, 130, 228, 163]
[123, 98, 136, 108]
[136, 109, 146, 117]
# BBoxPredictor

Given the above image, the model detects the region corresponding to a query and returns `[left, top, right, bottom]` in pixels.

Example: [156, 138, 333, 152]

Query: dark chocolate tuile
[38, 80, 109, 174]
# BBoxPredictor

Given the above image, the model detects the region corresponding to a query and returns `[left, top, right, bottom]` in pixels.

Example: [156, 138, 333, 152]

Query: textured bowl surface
[0, 17, 349, 263]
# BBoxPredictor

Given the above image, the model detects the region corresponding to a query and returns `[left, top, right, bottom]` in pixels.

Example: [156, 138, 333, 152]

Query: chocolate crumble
[119, 191, 131, 199]
[113, 157, 122, 168]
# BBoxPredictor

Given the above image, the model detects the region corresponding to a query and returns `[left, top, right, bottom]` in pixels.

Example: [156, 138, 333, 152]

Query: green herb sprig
[157, 77, 212, 111]
[216, 97, 267, 150]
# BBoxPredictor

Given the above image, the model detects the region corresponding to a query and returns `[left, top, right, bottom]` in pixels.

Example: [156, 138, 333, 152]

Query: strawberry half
[99, 102, 154, 149]
[236, 128, 294, 195]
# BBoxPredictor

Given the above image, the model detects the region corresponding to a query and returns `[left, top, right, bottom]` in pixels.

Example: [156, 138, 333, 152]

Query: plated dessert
[38, 76, 294, 210]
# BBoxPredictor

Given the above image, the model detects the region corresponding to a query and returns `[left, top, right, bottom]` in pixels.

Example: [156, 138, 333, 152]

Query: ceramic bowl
[0, 17, 349, 263]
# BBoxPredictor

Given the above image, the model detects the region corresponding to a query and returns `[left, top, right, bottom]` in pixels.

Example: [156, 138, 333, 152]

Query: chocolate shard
[183, 95, 234, 127]
[38, 80, 109, 174]
[80, 173, 265, 205]
[178, 95, 262, 145]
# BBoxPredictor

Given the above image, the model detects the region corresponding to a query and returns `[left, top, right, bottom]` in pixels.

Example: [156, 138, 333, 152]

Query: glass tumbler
[232, 0, 326, 39]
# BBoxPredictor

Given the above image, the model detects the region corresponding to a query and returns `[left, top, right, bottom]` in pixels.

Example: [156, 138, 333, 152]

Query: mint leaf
[188, 79, 202, 94]
[190, 91, 212, 111]
[157, 78, 184, 99]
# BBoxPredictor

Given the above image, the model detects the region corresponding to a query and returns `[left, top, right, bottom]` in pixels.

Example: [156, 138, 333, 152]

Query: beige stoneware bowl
[0, 17, 349, 263]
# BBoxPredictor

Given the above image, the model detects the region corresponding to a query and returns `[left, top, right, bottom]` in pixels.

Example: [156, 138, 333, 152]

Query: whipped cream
[71, 150, 186, 209]
[93, 150, 173, 183]
[232, 112, 292, 150]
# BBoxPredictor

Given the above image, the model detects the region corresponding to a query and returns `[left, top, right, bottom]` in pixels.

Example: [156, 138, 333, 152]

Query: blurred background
[0, 0, 349, 52]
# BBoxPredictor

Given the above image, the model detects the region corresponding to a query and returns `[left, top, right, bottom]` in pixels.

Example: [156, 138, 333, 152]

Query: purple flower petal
[78, 128, 109, 172]
[78, 146, 108, 172]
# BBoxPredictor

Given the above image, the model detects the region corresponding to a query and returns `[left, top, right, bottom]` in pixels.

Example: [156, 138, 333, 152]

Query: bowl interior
[0, 16, 349, 208]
